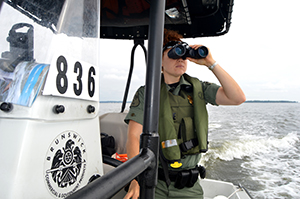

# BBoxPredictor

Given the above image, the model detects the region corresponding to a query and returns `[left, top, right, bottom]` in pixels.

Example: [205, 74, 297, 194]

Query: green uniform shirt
[125, 75, 220, 169]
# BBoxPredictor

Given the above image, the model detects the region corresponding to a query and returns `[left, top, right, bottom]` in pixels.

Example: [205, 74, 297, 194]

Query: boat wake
[202, 132, 298, 162]
[200, 132, 300, 198]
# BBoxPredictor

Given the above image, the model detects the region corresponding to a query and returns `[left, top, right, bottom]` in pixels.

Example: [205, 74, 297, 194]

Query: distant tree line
[245, 100, 298, 103]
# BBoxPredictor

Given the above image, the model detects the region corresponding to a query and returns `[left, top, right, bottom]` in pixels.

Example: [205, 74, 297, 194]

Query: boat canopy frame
[4, 0, 234, 39]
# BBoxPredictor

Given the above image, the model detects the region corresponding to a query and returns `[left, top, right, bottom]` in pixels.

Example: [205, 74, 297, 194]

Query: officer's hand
[123, 180, 139, 199]
[187, 45, 215, 68]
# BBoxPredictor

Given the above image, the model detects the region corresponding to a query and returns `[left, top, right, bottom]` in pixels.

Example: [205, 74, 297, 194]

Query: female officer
[123, 29, 246, 199]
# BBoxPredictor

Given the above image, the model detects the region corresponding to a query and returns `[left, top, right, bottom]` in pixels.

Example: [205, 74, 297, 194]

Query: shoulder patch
[131, 91, 140, 107]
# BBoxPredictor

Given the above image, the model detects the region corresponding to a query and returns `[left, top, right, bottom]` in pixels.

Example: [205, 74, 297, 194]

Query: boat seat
[99, 112, 128, 154]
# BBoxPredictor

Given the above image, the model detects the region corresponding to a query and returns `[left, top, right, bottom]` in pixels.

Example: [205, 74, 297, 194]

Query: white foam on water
[209, 123, 222, 130]
[202, 132, 300, 198]
[202, 132, 299, 162]
[251, 178, 300, 198]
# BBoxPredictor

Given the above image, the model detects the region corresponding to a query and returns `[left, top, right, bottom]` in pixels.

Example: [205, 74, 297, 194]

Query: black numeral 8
[56, 56, 68, 94]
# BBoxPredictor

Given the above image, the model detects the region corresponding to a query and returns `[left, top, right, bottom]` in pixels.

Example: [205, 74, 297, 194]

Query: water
[99, 102, 300, 199]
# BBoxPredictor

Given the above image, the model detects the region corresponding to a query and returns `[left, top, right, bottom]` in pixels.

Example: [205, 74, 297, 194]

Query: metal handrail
[121, 40, 147, 113]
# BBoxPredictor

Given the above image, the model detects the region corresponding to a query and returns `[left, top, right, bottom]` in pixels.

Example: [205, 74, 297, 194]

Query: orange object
[113, 153, 128, 162]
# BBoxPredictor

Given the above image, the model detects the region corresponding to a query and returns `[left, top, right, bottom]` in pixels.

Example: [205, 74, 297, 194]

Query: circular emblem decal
[44, 131, 87, 198]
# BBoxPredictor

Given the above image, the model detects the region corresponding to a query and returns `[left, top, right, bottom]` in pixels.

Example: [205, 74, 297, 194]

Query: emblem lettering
[44, 131, 87, 198]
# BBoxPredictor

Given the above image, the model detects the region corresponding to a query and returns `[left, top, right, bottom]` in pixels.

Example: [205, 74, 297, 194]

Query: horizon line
[100, 100, 298, 103]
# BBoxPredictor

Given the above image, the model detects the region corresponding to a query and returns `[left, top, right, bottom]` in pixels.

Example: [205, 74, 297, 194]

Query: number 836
[56, 55, 96, 98]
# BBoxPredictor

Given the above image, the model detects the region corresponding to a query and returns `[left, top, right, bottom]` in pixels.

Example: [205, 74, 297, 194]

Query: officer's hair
[163, 29, 183, 46]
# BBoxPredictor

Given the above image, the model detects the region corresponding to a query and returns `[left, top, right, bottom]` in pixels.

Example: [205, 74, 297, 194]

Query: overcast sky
[99, 0, 300, 102]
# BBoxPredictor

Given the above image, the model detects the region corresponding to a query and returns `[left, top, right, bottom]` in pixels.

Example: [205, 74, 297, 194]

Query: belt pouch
[174, 170, 190, 189]
[186, 168, 199, 187]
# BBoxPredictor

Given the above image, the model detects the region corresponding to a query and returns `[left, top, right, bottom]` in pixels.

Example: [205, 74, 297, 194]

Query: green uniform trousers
[155, 179, 203, 199]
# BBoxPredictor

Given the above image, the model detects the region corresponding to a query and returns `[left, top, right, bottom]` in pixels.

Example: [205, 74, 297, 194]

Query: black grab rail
[66, 148, 155, 199]
[121, 39, 147, 113]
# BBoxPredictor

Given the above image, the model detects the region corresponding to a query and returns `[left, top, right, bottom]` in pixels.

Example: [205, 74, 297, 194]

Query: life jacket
[159, 74, 208, 168]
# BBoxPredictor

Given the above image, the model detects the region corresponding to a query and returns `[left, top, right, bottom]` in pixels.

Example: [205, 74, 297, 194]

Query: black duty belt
[158, 165, 206, 189]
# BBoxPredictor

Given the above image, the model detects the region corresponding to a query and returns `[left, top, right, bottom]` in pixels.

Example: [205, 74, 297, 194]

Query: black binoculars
[167, 42, 208, 60]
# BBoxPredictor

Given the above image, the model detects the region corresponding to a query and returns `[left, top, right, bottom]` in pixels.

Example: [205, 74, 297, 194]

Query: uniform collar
[165, 74, 191, 95]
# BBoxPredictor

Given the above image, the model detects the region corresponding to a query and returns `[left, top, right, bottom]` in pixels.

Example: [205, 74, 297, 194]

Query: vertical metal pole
[139, 0, 166, 198]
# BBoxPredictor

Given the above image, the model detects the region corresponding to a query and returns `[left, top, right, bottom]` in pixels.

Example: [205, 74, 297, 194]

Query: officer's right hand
[123, 180, 139, 199]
